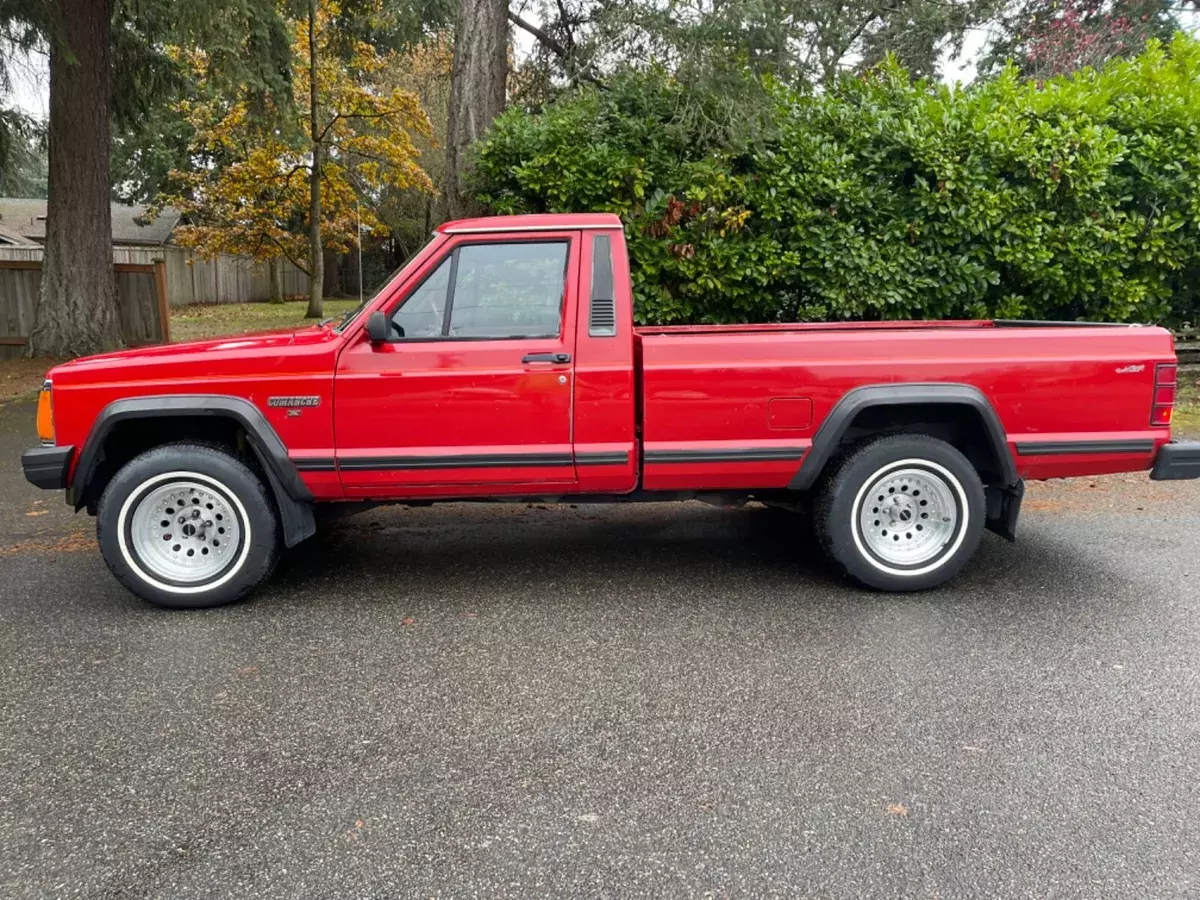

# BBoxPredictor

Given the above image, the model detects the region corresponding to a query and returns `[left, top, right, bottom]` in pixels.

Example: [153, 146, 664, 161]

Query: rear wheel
[97, 443, 280, 608]
[813, 434, 985, 591]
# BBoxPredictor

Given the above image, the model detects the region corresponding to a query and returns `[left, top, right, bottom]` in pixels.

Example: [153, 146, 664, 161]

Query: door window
[388, 241, 568, 340]
[390, 257, 450, 338]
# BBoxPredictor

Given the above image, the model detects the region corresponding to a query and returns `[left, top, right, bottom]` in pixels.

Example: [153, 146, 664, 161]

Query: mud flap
[253, 451, 316, 548]
[985, 480, 1024, 542]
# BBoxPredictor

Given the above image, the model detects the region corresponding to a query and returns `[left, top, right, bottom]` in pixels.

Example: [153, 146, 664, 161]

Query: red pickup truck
[21, 213, 1200, 607]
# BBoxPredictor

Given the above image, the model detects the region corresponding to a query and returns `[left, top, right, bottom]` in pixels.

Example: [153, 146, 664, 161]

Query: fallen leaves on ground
[0, 357, 61, 402]
[0, 530, 96, 556]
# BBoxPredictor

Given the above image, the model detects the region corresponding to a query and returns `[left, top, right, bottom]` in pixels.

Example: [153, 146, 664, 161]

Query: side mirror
[366, 311, 389, 343]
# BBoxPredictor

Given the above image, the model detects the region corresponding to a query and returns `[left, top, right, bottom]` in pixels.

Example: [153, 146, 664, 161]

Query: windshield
[335, 236, 435, 332]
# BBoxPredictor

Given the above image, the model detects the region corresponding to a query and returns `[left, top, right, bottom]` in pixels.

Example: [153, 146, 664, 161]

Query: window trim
[383, 237, 572, 344]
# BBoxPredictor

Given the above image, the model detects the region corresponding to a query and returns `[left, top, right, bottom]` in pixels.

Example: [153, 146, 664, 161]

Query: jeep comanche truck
[20, 213, 1200, 608]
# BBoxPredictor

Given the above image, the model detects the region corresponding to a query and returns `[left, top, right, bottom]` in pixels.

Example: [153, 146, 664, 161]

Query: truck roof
[438, 212, 623, 234]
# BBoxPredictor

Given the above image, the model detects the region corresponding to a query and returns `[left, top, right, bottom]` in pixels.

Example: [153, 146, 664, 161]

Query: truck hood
[49, 325, 342, 385]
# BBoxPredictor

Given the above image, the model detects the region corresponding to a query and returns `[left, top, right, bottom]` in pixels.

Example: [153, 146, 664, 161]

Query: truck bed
[635, 320, 1174, 491]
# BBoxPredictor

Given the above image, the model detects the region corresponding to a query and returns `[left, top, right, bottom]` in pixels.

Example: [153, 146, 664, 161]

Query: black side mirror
[366, 311, 389, 342]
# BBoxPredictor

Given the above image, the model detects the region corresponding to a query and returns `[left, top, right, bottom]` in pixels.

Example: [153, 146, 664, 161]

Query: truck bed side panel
[637, 326, 1174, 490]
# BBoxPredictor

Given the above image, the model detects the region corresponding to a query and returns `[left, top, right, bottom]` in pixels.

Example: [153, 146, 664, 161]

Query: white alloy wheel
[851, 459, 968, 576]
[117, 471, 252, 594]
[813, 434, 986, 592]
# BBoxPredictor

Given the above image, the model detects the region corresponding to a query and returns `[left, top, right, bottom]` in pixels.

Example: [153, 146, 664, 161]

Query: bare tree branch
[267, 232, 311, 276]
[555, 0, 576, 52]
[508, 9, 603, 85]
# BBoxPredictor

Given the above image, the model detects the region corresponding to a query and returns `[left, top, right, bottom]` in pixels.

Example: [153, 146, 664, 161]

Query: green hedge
[473, 36, 1200, 326]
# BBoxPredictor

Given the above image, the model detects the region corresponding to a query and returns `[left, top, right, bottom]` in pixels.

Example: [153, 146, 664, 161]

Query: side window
[390, 257, 450, 338]
[447, 242, 568, 338]
[386, 240, 568, 340]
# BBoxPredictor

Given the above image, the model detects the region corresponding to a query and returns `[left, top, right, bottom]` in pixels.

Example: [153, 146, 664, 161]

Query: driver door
[334, 232, 580, 497]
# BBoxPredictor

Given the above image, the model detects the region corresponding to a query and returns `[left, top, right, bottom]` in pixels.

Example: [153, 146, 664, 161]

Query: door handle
[521, 352, 571, 364]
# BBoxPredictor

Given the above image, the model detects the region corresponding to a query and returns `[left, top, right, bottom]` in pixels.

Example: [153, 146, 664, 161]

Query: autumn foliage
[160, 0, 434, 276]
[1021, 0, 1168, 78]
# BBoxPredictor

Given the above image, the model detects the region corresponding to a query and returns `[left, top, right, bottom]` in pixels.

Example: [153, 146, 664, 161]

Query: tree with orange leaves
[161, 0, 434, 316]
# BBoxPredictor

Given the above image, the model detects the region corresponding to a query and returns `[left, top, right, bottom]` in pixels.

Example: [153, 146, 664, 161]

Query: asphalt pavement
[2, 396, 1199, 899]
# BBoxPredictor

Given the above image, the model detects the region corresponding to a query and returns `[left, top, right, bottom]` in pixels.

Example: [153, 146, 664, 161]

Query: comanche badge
[268, 396, 321, 408]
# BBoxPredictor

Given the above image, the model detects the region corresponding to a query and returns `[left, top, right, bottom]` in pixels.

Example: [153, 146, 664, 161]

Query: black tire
[813, 434, 985, 591]
[96, 443, 280, 609]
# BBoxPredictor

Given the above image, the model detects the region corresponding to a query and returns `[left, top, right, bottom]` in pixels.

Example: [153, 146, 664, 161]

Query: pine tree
[0, 0, 292, 357]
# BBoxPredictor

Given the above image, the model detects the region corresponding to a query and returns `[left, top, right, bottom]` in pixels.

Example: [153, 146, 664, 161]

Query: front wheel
[813, 434, 985, 591]
[97, 443, 280, 609]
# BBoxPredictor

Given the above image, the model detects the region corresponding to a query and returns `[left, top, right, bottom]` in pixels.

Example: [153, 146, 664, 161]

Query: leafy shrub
[473, 36, 1200, 326]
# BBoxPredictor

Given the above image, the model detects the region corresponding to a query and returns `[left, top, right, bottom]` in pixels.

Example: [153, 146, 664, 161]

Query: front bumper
[21, 445, 74, 490]
[1150, 441, 1200, 480]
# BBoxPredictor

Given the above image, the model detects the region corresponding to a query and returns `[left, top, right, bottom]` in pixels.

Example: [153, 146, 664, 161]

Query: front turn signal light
[36, 380, 54, 444]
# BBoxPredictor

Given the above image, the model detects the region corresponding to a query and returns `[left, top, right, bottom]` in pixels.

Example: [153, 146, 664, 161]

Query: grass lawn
[169, 298, 360, 342]
[1173, 365, 1200, 439]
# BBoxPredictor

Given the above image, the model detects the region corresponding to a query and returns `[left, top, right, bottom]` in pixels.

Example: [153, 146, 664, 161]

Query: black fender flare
[789, 383, 1018, 491]
[72, 395, 315, 548]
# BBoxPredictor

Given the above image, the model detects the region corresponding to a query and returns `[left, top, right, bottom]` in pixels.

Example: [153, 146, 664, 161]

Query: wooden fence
[0, 259, 169, 360]
[0, 245, 307, 308]
[1174, 329, 1200, 365]
[155, 248, 308, 307]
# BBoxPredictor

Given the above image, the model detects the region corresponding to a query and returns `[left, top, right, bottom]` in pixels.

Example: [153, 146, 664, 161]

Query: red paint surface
[42, 213, 1177, 501]
[768, 398, 814, 430]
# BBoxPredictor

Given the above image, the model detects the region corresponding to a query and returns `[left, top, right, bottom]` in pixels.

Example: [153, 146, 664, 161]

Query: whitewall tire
[97, 444, 280, 608]
[814, 434, 985, 591]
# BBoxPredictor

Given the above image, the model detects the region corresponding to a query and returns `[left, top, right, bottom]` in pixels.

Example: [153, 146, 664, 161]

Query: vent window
[588, 234, 616, 337]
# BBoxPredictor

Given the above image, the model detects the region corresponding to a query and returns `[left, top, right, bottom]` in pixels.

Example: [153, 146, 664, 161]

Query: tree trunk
[445, 0, 508, 220]
[322, 247, 338, 297]
[26, 0, 122, 359]
[305, 0, 324, 319]
[267, 256, 283, 304]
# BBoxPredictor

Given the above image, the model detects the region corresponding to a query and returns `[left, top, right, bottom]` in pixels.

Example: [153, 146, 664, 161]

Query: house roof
[0, 224, 38, 246]
[0, 198, 182, 245]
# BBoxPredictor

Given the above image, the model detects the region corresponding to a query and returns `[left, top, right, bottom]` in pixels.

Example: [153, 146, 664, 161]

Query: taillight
[36, 380, 54, 444]
[1152, 364, 1176, 427]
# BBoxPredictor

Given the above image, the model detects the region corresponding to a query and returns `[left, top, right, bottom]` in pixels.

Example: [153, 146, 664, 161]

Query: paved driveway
[2, 397, 1199, 899]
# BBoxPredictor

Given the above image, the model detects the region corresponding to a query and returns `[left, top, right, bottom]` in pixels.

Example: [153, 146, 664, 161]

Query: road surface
[2, 397, 1199, 898]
